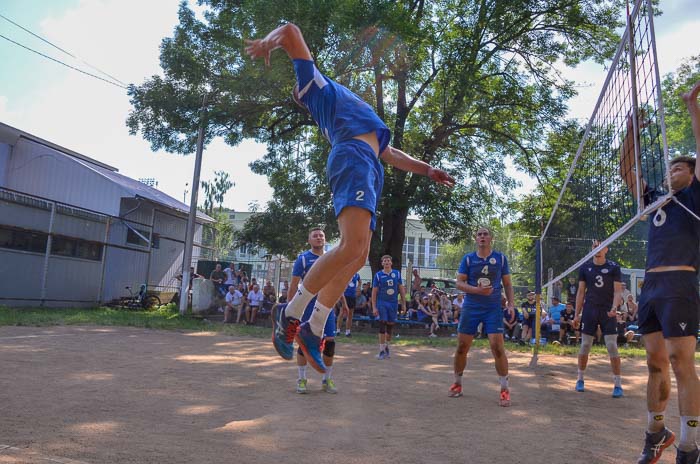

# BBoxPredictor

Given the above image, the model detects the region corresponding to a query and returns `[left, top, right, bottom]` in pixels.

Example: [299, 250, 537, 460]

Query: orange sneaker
[499, 388, 511, 407]
[448, 383, 463, 398]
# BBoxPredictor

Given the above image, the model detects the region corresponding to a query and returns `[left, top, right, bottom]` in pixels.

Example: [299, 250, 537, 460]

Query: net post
[530, 239, 542, 368]
[627, 0, 644, 213]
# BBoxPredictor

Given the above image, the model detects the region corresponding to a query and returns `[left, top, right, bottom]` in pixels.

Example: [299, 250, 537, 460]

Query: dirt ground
[0, 326, 692, 464]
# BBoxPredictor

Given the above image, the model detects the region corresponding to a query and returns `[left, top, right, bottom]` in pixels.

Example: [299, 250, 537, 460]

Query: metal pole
[530, 239, 542, 368]
[179, 94, 208, 315]
[39, 201, 55, 306]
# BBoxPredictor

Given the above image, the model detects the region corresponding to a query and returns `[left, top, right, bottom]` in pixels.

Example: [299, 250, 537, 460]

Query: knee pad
[379, 321, 387, 334]
[386, 323, 393, 336]
[579, 334, 594, 355]
[323, 340, 336, 358]
[604, 334, 620, 358]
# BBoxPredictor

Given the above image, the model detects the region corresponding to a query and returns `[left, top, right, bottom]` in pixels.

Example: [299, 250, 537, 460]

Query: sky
[0, 0, 698, 210]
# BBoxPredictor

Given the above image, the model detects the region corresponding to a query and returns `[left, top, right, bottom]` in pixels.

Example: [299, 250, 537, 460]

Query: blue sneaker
[385, 345, 390, 358]
[271, 303, 298, 361]
[295, 322, 326, 374]
[612, 385, 624, 398]
[376, 350, 386, 360]
[676, 447, 699, 464]
[575, 379, 585, 392]
[637, 427, 675, 464]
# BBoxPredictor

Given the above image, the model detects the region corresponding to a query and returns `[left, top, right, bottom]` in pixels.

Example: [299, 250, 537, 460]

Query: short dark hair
[670, 155, 696, 171]
[308, 226, 325, 235]
[381, 255, 392, 261]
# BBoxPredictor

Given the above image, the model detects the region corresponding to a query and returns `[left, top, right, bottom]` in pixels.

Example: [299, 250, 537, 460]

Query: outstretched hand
[682, 81, 700, 114]
[244, 39, 272, 66]
[427, 167, 456, 188]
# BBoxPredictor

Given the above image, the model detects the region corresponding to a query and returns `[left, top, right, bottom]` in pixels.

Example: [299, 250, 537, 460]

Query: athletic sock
[499, 375, 509, 390]
[613, 375, 621, 388]
[286, 283, 315, 320]
[298, 365, 307, 380]
[577, 369, 584, 382]
[647, 411, 666, 434]
[379, 343, 386, 353]
[679, 416, 699, 451]
[454, 372, 463, 385]
[322, 365, 334, 382]
[345, 330, 351, 336]
[308, 301, 331, 336]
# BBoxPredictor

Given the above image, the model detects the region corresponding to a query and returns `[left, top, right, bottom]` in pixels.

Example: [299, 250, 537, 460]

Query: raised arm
[682, 81, 700, 181]
[379, 146, 455, 188]
[619, 114, 647, 201]
[244, 23, 313, 66]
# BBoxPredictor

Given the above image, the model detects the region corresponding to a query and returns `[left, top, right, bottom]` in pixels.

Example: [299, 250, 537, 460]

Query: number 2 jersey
[578, 259, 621, 309]
[458, 251, 510, 311]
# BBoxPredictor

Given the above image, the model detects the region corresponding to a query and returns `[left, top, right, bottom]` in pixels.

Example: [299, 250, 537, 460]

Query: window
[402, 236, 415, 265]
[418, 237, 427, 267]
[428, 239, 440, 268]
[51, 236, 103, 261]
[0, 226, 47, 253]
[126, 228, 151, 247]
[229, 213, 236, 220]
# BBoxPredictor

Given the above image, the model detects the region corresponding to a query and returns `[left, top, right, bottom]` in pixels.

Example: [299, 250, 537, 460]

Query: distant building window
[0, 226, 47, 253]
[126, 228, 151, 247]
[418, 237, 427, 267]
[428, 239, 440, 268]
[229, 213, 236, 219]
[402, 236, 415, 265]
[51, 236, 103, 261]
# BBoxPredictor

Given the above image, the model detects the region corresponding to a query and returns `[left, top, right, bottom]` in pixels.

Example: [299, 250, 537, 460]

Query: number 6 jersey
[578, 259, 621, 309]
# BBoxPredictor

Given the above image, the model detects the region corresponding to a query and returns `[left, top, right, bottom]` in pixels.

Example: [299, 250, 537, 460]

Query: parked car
[421, 277, 459, 295]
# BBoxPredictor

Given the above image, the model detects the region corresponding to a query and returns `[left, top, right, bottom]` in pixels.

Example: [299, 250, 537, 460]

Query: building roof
[0, 121, 213, 223]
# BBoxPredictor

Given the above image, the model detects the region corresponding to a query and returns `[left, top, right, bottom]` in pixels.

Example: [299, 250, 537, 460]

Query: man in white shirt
[247, 284, 264, 324]
[224, 285, 243, 324]
[223, 262, 237, 288]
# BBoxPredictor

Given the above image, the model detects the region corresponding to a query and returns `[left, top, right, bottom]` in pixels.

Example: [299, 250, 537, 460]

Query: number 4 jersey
[578, 259, 621, 309]
[458, 251, 510, 310]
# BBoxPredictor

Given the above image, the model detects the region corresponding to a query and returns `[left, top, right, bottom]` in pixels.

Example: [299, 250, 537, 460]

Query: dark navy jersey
[458, 251, 510, 310]
[521, 301, 537, 318]
[292, 250, 322, 281]
[293, 59, 391, 151]
[344, 273, 361, 297]
[578, 259, 621, 308]
[373, 269, 403, 303]
[643, 177, 700, 270]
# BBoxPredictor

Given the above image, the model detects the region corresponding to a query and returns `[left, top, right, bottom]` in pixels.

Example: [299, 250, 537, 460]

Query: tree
[201, 170, 234, 216]
[663, 55, 700, 156]
[212, 211, 235, 258]
[127, 0, 623, 273]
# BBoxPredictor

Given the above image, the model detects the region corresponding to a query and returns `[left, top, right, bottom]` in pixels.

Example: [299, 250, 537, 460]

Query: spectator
[411, 268, 422, 296]
[452, 292, 464, 321]
[558, 300, 579, 345]
[361, 282, 373, 317]
[619, 282, 633, 313]
[224, 285, 244, 324]
[263, 280, 277, 302]
[418, 295, 439, 337]
[246, 283, 264, 324]
[616, 310, 636, 346]
[356, 285, 369, 316]
[249, 277, 258, 292]
[567, 276, 578, 303]
[407, 293, 421, 320]
[502, 295, 520, 341]
[625, 294, 638, 322]
[279, 279, 289, 297]
[175, 266, 201, 304]
[552, 279, 563, 301]
[223, 262, 237, 289]
[547, 295, 566, 332]
[209, 264, 226, 297]
[521, 291, 547, 343]
[439, 292, 453, 323]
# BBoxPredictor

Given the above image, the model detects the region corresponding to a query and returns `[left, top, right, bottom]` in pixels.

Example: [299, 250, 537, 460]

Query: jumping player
[449, 227, 515, 407]
[337, 272, 361, 337]
[573, 241, 624, 397]
[245, 24, 455, 373]
[371, 255, 407, 359]
[621, 82, 700, 464]
[289, 227, 338, 394]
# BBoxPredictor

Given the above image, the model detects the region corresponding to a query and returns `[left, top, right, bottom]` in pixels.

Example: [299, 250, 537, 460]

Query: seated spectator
[361, 282, 373, 317]
[521, 291, 548, 343]
[356, 286, 368, 316]
[502, 296, 521, 341]
[249, 277, 258, 292]
[616, 311, 636, 346]
[558, 300, 579, 345]
[406, 293, 421, 320]
[263, 280, 276, 301]
[418, 295, 439, 338]
[246, 283, 264, 324]
[223, 262, 237, 289]
[209, 263, 226, 297]
[224, 285, 244, 324]
[625, 294, 638, 322]
[452, 292, 464, 321]
[439, 292, 453, 323]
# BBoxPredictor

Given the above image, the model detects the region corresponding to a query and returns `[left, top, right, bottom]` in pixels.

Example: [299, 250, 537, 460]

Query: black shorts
[638, 271, 700, 338]
[580, 305, 617, 336]
[345, 295, 356, 310]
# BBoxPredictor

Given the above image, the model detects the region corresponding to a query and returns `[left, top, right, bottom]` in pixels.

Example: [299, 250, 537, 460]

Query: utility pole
[179, 94, 208, 315]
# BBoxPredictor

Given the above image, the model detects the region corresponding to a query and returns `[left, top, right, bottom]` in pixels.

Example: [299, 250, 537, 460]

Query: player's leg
[602, 311, 623, 397]
[484, 309, 510, 407]
[385, 322, 395, 357]
[576, 308, 597, 392]
[345, 296, 355, 336]
[321, 312, 338, 393]
[666, 336, 700, 459]
[376, 304, 389, 359]
[450, 307, 479, 397]
[296, 347, 308, 394]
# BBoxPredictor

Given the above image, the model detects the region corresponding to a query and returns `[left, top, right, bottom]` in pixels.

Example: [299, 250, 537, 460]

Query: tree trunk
[369, 206, 408, 277]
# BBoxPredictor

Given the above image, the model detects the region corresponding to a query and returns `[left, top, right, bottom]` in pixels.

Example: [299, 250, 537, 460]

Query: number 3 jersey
[578, 259, 621, 309]
[458, 251, 510, 310]
[373, 269, 403, 304]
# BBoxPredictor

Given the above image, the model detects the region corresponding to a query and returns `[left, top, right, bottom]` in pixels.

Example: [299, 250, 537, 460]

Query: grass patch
[1, 306, 697, 360]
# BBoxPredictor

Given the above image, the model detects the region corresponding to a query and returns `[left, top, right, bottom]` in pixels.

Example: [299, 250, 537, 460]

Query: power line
[0, 12, 128, 87]
[0, 33, 127, 89]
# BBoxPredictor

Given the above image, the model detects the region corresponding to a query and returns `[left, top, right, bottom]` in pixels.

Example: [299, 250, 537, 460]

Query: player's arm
[609, 281, 624, 317]
[244, 23, 312, 66]
[574, 281, 586, 328]
[619, 110, 649, 200]
[379, 146, 455, 188]
[399, 283, 407, 309]
[371, 286, 378, 315]
[456, 273, 491, 295]
[501, 274, 515, 321]
[682, 81, 700, 181]
[287, 275, 301, 301]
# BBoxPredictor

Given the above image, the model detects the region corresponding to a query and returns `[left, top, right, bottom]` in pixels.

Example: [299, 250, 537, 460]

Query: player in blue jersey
[448, 227, 515, 407]
[621, 82, 700, 464]
[288, 227, 338, 394]
[371, 255, 407, 359]
[246, 24, 454, 374]
[337, 272, 360, 337]
[572, 241, 624, 397]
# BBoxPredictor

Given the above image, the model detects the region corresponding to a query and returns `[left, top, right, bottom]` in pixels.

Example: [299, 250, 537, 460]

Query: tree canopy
[127, 0, 623, 270]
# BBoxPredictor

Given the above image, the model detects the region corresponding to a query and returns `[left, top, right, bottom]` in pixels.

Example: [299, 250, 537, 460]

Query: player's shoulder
[605, 259, 621, 269]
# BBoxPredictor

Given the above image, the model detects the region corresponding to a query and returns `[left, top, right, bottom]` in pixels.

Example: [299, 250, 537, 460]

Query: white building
[0, 122, 213, 307]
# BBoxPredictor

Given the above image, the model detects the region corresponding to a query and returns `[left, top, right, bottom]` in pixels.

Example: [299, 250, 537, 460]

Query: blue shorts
[458, 305, 504, 336]
[376, 300, 398, 323]
[327, 139, 384, 231]
[638, 271, 700, 338]
[580, 305, 617, 336]
[301, 297, 337, 339]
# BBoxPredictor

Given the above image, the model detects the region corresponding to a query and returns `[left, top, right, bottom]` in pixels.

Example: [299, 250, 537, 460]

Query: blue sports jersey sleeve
[293, 59, 316, 93]
[373, 272, 380, 288]
[502, 254, 511, 275]
[458, 254, 469, 275]
[292, 255, 304, 278]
